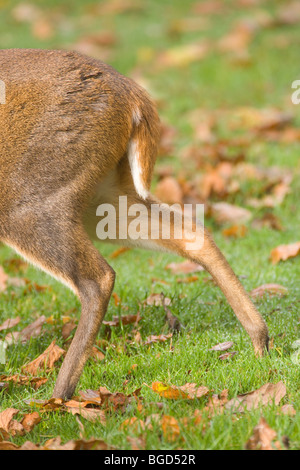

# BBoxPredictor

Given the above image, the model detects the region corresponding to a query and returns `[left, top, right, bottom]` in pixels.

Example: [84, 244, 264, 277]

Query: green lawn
[0, 0, 300, 450]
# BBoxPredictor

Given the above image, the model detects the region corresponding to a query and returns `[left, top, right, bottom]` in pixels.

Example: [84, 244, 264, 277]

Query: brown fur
[0, 49, 268, 399]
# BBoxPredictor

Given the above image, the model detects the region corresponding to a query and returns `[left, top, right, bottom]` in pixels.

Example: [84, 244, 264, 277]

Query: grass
[1, 0, 300, 450]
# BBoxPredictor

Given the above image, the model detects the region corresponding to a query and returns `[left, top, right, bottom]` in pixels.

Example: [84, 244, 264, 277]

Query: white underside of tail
[128, 138, 148, 200]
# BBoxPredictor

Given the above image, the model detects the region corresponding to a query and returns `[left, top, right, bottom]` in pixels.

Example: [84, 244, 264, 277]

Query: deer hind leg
[93, 190, 269, 355]
[2, 208, 115, 399]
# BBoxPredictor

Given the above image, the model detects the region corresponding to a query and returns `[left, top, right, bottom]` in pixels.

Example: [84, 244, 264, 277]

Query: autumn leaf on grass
[103, 313, 141, 327]
[250, 284, 288, 299]
[217, 22, 255, 54]
[218, 351, 238, 360]
[270, 242, 300, 265]
[144, 333, 173, 346]
[166, 260, 204, 275]
[209, 341, 234, 352]
[99, 386, 142, 411]
[0, 266, 8, 292]
[205, 390, 229, 416]
[149, 382, 209, 400]
[0, 409, 41, 440]
[5, 315, 46, 345]
[23, 396, 106, 425]
[0, 374, 47, 390]
[225, 381, 286, 413]
[66, 405, 106, 425]
[0, 436, 111, 451]
[245, 417, 286, 450]
[0, 316, 20, 332]
[22, 340, 65, 375]
[222, 225, 247, 238]
[61, 321, 76, 340]
[145, 293, 171, 307]
[211, 202, 252, 225]
[161, 415, 181, 443]
[109, 247, 131, 259]
[157, 41, 210, 69]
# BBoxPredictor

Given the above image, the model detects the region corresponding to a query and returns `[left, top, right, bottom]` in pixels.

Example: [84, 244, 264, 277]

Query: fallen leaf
[61, 321, 76, 340]
[103, 314, 140, 327]
[0, 266, 8, 292]
[66, 406, 106, 425]
[209, 341, 234, 351]
[145, 293, 171, 306]
[280, 404, 296, 416]
[0, 374, 48, 390]
[0, 316, 20, 332]
[166, 260, 204, 274]
[211, 202, 252, 225]
[226, 381, 286, 413]
[109, 247, 131, 259]
[150, 382, 209, 400]
[219, 351, 238, 360]
[245, 417, 283, 450]
[222, 225, 247, 238]
[0, 409, 24, 438]
[270, 242, 300, 264]
[21, 412, 41, 433]
[144, 334, 173, 346]
[22, 340, 65, 375]
[161, 415, 181, 442]
[250, 284, 288, 298]
[5, 316, 46, 345]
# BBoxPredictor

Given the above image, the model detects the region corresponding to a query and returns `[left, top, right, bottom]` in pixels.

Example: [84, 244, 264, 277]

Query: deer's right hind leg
[2, 208, 115, 399]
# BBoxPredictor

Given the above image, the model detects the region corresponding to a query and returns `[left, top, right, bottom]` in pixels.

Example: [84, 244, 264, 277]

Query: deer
[0, 49, 269, 399]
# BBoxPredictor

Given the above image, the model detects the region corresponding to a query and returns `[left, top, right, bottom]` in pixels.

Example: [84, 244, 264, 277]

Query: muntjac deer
[0, 49, 268, 399]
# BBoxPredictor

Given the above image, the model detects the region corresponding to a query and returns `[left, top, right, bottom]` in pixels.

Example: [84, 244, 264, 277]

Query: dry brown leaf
[0, 266, 8, 292]
[226, 381, 286, 413]
[209, 341, 234, 352]
[5, 315, 46, 345]
[250, 284, 288, 299]
[270, 242, 300, 265]
[66, 406, 106, 425]
[205, 389, 229, 416]
[144, 334, 173, 346]
[211, 202, 252, 225]
[245, 417, 283, 450]
[166, 260, 204, 274]
[157, 41, 210, 69]
[150, 382, 209, 400]
[21, 412, 41, 433]
[0, 409, 24, 438]
[222, 225, 247, 238]
[90, 346, 105, 362]
[218, 23, 254, 54]
[22, 340, 65, 375]
[127, 435, 146, 450]
[219, 351, 238, 360]
[280, 404, 296, 416]
[0, 374, 48, 390]
[0, 316, 20, 332]
[103, 314, 140, 327]
[61, 321, 76, 340]
[145, 293, 171, 307]
[109, 247, 131, 259]
[1, 436, 111, 450]
[161, 415, 181, 442]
